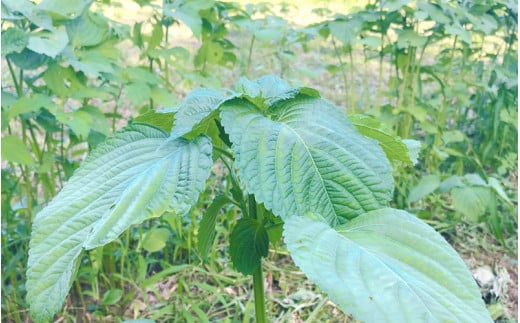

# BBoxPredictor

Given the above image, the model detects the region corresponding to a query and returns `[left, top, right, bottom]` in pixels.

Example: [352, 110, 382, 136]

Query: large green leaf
[27, 124, 213, 322]
[220, 96, 393, 225]
[283, 209, 492, 322]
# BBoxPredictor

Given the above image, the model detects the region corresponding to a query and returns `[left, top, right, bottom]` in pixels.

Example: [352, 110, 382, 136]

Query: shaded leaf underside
[27, 124, 213, 322]
[283, 209, 492, 323]
[220, 96, 393, 225]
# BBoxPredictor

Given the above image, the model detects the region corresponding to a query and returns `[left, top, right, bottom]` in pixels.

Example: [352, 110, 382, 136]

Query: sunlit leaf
[350, 114, 416, 166]
[221, 95, 393, 225]
[38, 0, 90, 19]
[27, 27, 69, 58]
[27, 125, 213, 322]
[141, 228, 170, 252]
[408, 175, 441, 203]
[1, 135, 35, 166]
[283, 209, 492, 323]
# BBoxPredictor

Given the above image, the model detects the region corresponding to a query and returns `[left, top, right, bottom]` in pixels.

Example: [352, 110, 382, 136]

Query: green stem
[6, 58, 22, 96]
[248, 195, 267, 323]
[164, 24, 170, 85]
[331, 39, 350, 112]
[213, 146, 234, 160]
[74, 279, 86, 310]
[246, 35, 256, 77]
[348, 49, 355, 111]
[120, 229, 131, 290]
[248, 194, 257, 219]
[432, 35, 458, 160]
[111, 87, 122, 133]
[148, 58, 155, 109]
[252, 263, 267, 323]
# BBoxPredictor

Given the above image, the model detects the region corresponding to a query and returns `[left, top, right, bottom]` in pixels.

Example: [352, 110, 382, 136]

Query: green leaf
[350, 114, 415, 165]
[382, 0, 411, 11]
[27, 125, 213, 322]
[66, 11, 109, 48]
[126, 82, 151, 105]
[2, 28, 29, 56]
[133, 110, 175, 133]
[452, 186, 492, 222]
[397, 29, 428, 49]
[445, 23, 472, 45]
[229, 218, 269, 275]
[7, 48, 50, 70]
[417, 2, 451, 24]
[402, 139, 421, 165]
[6, 93, 55, 122]
[283, 209, 492, 323]
[146, 23, 163, 52]
[52, 109, 92, 139]
[80, 105, 110, 136]
[329, 19, 363, 45]
[150, 86, 176, 107]
[38, 0, 90, 19]
[197, 195, 231, 260]
[439, 175, 464, 193]
[488, 177, 513, 206]
[468, 13, 498, 35]
[163, 0, 215, 37]
[43, 64, 104, 100]
[195, 41, 223, 65]
[408, 174, 441, 203]
[170, 88, 225, 138]
[27, 27, 69, 58]
[234, 74, 320, 109]
[220, 96, 393, 225]
[2, 0, 54, 30]
[102, 289, 123, 306]
[442, 130, 465, 144]
[141, 228, 170, 252]
[1, 135, 35, 166]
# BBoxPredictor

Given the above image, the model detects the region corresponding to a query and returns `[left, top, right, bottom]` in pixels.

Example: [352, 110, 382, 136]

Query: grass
[1, 0, 517, 322]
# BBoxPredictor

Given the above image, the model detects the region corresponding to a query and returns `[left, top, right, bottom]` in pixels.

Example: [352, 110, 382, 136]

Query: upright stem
[246, 35, 255, 77]
[252, 264, 267, 323]
[148, 58, 155, 109]
[248, 194, 267, 323]
[331, 39, 350, 111]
